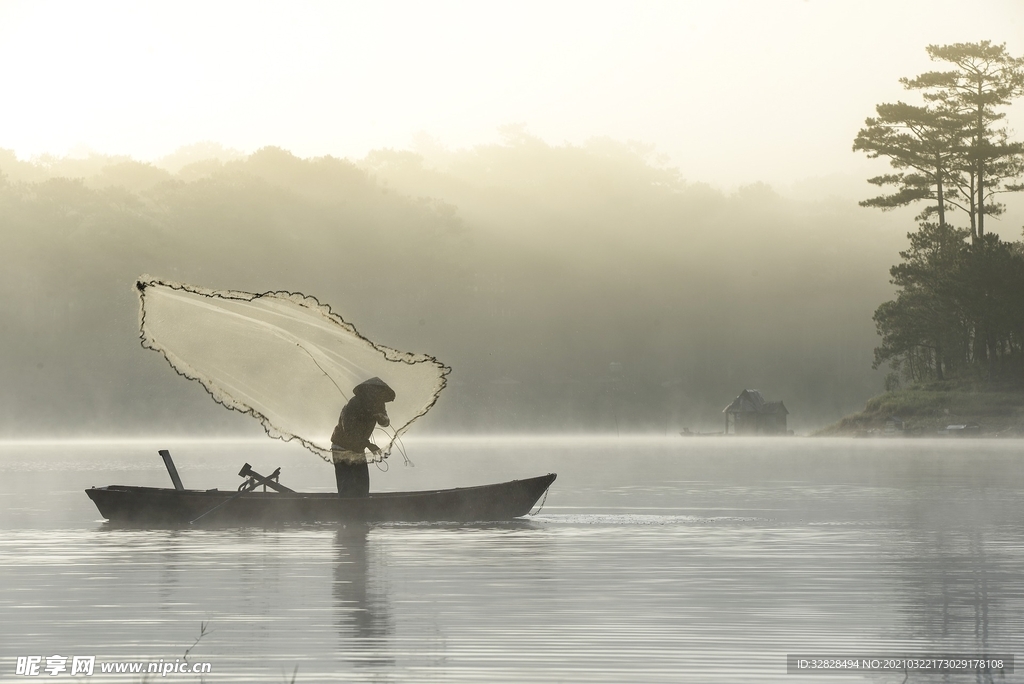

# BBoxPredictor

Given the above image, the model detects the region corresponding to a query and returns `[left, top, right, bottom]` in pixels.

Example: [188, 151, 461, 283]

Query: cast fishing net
[136, 276, 449, 462]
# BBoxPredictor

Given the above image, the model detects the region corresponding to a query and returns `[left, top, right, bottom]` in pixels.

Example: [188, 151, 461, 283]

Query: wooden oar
[159, 449, 185, 491]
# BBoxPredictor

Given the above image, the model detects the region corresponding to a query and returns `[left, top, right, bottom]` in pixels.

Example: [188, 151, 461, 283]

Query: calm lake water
[1, 436, 1023, 682]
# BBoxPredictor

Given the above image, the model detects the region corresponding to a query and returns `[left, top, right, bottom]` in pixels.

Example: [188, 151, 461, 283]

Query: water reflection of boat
[86, 473, 556, 525]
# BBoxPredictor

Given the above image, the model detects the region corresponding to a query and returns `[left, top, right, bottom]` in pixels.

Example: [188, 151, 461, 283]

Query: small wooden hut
[723, 389, 788, 435]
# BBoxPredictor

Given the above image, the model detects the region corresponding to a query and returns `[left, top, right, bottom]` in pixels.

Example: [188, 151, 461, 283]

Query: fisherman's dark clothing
[333, 457, 370, 498]
[331, 377, 395, 498]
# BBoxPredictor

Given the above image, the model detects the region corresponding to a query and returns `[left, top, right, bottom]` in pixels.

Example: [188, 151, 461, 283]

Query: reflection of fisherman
[331, 377, 395, 498]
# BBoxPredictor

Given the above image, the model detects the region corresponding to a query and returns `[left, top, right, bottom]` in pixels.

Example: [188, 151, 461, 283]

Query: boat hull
[86, 473, 556, 524]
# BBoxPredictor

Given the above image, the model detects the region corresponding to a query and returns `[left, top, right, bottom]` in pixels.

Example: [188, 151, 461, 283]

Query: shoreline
[816, 381, 1024, 438]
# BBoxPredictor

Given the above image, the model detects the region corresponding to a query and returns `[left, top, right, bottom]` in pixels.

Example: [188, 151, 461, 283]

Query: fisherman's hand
[369, 444, 382, 455]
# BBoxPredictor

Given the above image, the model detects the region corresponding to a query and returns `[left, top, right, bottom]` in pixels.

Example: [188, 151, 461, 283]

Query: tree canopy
[856, 41, 1024, 240]
[857, 42, 1024, 386]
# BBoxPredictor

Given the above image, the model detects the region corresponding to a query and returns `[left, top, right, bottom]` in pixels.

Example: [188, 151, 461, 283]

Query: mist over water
[2, 437, 1022, 682]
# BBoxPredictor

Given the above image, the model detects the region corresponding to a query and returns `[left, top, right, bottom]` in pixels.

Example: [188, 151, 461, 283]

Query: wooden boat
[86, 472, 557, 525]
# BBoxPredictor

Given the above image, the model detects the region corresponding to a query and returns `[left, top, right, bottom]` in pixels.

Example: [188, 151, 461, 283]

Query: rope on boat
[376, 424, 413, 467]
[529, 486, 549, 516]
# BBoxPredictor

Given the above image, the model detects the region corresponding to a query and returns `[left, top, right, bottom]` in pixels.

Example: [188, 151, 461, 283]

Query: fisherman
[331, 377, 396, 497]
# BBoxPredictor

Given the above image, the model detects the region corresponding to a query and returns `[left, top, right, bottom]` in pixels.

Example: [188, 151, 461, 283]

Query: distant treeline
[0, 137, 906, 436]
[854, 42, 1024, 387]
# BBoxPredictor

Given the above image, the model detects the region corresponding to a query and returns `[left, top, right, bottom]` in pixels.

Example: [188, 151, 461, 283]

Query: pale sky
[1, 0, 1023, 189]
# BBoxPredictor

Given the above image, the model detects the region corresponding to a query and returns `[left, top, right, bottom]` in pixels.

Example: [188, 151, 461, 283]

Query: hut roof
[723, 389, 788, 415]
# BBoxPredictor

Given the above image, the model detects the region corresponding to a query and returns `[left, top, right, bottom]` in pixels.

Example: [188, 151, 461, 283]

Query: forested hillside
[0, 139, 908, 435]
